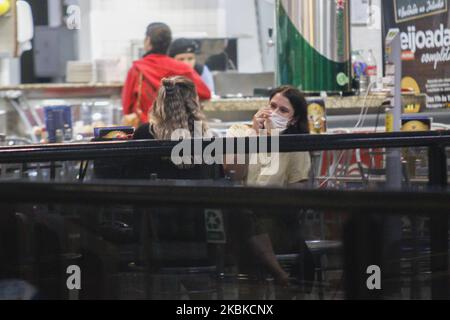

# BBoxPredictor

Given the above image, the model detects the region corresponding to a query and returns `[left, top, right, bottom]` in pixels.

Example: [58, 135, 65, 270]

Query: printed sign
[394, 0, 448, 23]
[384, 0, 450, 109]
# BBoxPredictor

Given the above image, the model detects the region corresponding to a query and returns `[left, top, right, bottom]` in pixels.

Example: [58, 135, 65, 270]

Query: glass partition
[0, 182, 449, 300]
[0, 133, 448, 300]
[0, 147, 435, 190]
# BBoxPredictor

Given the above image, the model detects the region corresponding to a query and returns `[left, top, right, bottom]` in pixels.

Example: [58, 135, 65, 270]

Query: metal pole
[383, 29, 403, 298]
[428, 145, 449, 299]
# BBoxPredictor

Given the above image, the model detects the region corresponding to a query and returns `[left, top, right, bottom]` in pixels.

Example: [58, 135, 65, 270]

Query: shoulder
[154, 55, 193, 72]
[133, 123, 155, 140]
[126, 63, 141, 77]
[202, 64, 212, 74]
[226, 124, 254, 138]
[195, 63, 205, 75]
[134, 54, 170, 69]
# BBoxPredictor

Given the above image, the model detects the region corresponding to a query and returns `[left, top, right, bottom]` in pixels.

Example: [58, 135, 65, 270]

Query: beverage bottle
[352, 50, 366, 78]
[55, 129, 64, 143]
[352, 50, 368, 94]
[366, 49, 378, 85]
[63, 124, 73, 141]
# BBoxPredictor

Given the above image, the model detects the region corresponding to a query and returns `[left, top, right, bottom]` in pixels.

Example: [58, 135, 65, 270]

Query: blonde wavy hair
[150, 76, 208, 140]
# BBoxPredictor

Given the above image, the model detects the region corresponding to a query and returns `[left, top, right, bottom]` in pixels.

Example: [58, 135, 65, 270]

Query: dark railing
[0, 180, 449, 300]
[0, 131, 449, 300]
[0, 131, 449, 163]
[0, 181, 448, 212]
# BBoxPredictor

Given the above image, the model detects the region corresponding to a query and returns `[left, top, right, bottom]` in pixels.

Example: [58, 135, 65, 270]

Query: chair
[129, 203, 226, 300]
[111, 156, 227, 300]
[91, 145, 227, 299]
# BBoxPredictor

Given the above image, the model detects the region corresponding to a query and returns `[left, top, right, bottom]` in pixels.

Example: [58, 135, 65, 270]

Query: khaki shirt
[247, 152, 311, 187]
[226, 124, 311, 187]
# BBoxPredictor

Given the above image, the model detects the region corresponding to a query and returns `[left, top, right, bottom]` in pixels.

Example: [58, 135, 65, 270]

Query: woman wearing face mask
[239, 85, 311, 187]
[224, 87, 315, 298]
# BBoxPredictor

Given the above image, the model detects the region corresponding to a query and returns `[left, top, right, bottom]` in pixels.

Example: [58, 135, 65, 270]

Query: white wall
[0, 59, 8, 85]
[79, 0, 225, 61]
[77, 0, 267, 73]
[0, 58, 20, 86]
[351, 0, 383, 78]
[75, 0, 384, 76]
[224, 0, 263, 73]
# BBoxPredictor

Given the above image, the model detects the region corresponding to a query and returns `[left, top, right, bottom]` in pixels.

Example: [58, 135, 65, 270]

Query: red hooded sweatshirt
[122, 53, 211, 124]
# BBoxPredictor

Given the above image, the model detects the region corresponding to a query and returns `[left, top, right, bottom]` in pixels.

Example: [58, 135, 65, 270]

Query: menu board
[395, 0, 448, 22]
[384, 0, 450, 109]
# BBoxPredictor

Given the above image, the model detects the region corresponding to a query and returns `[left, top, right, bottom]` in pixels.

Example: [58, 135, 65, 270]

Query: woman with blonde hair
[131, 75, 222, 181]
[133, 76, 208, 140]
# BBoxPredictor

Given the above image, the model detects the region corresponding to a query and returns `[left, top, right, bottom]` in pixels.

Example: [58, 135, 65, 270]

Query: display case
[0, 81, 447, 144]
[0, 83, 123, 143]
[0, 131, 448, 300]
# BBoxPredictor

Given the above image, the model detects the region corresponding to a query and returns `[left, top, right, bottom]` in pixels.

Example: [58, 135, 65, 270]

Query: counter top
[0, 83, 428, 115]
[0, 83, 124, 91]
[203, 96, 390, 112]
[204, 97, 268, 112]
[0, 83, 124, 99]
[204, 94, 427, 116]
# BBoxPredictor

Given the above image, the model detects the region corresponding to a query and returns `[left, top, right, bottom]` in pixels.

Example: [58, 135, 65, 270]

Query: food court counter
[0, 83, 447, 140]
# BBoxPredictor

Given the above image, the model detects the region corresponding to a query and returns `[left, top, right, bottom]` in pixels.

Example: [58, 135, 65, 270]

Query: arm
[185, 68, 211, 101]
[235, 211, 289, 287]
[287, 152, 312, 188]
[223, 124, 254, 182]
[201, 65, 215, 94]
[248, 234, 290, 287]
[288, 181, 310, 189]
[122, 67, 139, 115]
[223, 157, 249, 182]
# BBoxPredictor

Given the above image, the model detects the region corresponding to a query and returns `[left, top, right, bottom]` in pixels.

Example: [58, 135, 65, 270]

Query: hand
[274, 270, 290, 288]
[252, 107, 272, 134]
[123, 113, 140, 128]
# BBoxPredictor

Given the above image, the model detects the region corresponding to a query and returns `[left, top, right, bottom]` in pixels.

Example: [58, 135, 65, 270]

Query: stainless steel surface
[0, 83, 123, 99]
[213, 72, 275, 97]
[0, 83, 123, 140]
[280, 0, 350, 63]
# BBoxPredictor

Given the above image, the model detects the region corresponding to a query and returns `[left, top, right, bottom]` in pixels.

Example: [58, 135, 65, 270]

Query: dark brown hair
[146, 22, 172, 54]
[269, 86, 309, 135]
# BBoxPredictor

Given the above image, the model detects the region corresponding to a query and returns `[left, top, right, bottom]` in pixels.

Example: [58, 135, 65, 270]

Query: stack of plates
[95, 59, 123, 83]
[66, 61, 94, 83]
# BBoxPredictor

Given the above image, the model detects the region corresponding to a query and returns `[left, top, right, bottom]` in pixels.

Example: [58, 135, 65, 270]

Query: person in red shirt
[122, 22, 211, 126]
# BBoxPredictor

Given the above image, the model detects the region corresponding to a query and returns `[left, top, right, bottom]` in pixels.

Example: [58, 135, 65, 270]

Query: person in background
[225, 85, 311, 187]
[131, 75, 222, 178]
[122, 23, 211, 127]
[205, 39, 237, 72]
[131, 76, 221, 299]
[168, 38, 215, 94]
[248, 85, 311, 187]
[224, 86, 315, 298]
[133, 76, 208, 141]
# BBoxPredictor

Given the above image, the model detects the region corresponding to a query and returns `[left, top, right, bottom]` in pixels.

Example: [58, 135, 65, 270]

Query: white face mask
[270, 112, 290, 130]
